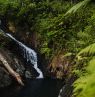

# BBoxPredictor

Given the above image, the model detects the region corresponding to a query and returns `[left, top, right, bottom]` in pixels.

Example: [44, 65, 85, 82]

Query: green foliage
[73, 58, 95, 97]
[65, 0, 91, 16]
[1, 0, 95, 96]
[77, 43, 95, 57]
[1, 1, 95, 94]
[0, 0, 94, 59]
[73, 43, 95, 97]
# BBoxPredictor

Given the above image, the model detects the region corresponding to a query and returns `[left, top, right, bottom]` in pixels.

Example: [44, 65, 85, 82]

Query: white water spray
[6, 33, 43, 78]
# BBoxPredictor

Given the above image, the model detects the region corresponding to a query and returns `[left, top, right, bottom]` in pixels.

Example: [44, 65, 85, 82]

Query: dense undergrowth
[0, 0, 95, 97]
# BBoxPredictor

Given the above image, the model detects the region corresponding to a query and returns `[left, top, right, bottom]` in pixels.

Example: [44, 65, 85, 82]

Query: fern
[65, 0, 91, 16]
[73, 58, 95, 97]
[86, 57, 95, 74]
[73, 44, 95, 97]
[77, 43, 95, 57]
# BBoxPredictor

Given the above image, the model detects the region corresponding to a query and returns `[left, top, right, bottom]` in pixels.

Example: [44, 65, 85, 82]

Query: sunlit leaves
[64, 0, 91, 16]
[77, 43, 95, 57]
[73, 58, 95, 97]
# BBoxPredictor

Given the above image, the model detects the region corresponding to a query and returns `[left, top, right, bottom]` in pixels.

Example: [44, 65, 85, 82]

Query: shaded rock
[58, 75, 77, 97]
[58, 84, 73, 97]
[0, 30, 39, 79]
[0, 48, 26, 87]
[0, 66, 12, 87]
[7, 21, 37, 48]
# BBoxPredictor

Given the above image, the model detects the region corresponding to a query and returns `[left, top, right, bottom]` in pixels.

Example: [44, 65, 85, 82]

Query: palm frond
[77, 43, 95, 57]
[64, 0, 91, 16]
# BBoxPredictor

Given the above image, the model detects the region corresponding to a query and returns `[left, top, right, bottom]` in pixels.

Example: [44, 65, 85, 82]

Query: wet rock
[25, 71, 32, 78]
[58, 84, 73, 97]
[0, 31, 37, 85]
[58, 75, 76, 97]
[0, 48, 26, 87]
[0, 65, 12, 87]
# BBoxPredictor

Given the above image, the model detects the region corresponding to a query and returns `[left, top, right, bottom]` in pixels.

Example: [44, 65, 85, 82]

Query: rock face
[0, 31, 44, 87]
[0, 48, 25, 87]
[7, 21, 37, 48]
[0, 64, 12, 87]
[58, 75, 76, 97]
[0, 31, 34, 86]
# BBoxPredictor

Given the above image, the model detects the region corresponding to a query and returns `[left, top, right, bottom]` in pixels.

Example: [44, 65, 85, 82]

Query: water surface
[0, 79, 63, 97]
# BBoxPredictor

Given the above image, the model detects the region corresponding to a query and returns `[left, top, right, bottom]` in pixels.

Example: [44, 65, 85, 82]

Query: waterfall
[6, 33, 43, 78]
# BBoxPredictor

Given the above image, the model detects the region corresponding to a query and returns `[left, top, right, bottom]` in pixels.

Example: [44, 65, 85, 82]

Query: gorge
[0, 0, 95, 97]
[0, 29, 64, 97]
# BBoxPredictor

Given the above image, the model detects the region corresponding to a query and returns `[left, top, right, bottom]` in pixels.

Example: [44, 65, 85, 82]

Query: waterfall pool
[0, 78, 63, 97]
[0, 30, 64, 97]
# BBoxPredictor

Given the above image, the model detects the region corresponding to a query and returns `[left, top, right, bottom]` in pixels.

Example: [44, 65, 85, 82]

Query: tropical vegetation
[0, 0, 95, 97]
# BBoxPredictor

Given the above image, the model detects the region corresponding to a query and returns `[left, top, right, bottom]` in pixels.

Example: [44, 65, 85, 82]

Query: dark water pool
[0, 79, 63, 97]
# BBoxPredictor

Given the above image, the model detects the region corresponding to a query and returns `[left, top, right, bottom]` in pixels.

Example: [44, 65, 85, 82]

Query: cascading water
[6, 33, 43, 78]
[0, 29, 64, 97]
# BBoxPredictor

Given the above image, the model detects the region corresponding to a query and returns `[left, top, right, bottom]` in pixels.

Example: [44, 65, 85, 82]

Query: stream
[0, 29, 63, 97]
[6, 33, 43, 79]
